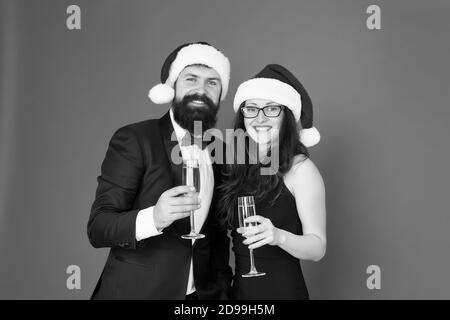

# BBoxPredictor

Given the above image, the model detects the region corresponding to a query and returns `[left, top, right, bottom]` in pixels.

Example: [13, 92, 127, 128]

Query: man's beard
[172, 93, 220, 134]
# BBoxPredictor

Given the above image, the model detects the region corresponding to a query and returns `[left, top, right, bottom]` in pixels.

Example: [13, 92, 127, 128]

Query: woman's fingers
[242, 219, 273, 237]
[240, 216, 276, 249]
[242, 225, 264, 237]
[248, 237, 272, 250]
[243, 230, 271, 246]
[244, 215, 265, 224]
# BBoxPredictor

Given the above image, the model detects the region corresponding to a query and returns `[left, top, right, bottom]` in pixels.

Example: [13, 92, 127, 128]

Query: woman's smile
[253, 125, 272, 132]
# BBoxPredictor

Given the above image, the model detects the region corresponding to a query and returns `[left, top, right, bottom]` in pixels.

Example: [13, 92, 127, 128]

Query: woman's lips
[253, 126, 272, 132]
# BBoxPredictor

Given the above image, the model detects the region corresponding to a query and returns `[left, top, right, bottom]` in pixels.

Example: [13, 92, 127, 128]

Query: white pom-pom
[299, 127, 321, 147]
[148, 83, 175, 104]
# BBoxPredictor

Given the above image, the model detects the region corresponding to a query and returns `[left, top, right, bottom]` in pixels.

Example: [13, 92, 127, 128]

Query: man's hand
[153, 185, 201, 231]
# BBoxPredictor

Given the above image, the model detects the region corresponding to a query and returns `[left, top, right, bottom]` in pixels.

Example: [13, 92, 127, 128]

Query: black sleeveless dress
[231, 182, 310, 300]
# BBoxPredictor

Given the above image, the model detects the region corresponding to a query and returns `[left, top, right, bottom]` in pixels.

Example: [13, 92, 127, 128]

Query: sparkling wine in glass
[181, 159, 205, 239]
[238, 196, 265, 277]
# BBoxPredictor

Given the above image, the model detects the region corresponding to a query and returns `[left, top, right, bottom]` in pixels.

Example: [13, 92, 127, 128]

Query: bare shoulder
[285, 155, 325, 194]
[292, 154, 308, 166]
[290, 154, 320, 177]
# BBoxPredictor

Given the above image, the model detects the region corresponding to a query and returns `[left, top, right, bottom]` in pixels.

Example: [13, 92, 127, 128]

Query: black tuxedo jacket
[87, 111, 231, 300]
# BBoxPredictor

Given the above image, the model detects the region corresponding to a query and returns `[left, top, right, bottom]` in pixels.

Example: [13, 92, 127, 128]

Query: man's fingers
[170, 204, 200, 213]
[163, 185, 195, 197]
[170, 211, 193, 221]
[184, 191, 197, 198]
[169, 194, 200, 206]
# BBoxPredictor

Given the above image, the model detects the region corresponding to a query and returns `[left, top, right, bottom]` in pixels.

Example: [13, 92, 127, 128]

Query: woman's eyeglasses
[240, 105, 285, 118]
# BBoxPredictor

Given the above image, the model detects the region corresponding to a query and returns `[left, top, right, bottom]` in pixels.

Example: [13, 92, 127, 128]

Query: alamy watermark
[366, 265, 381, 290]
[366, 5, 381, 30]
[66, 5, 81, 30]
[66, 265, 81, 290]
[170, 121, 280, 176]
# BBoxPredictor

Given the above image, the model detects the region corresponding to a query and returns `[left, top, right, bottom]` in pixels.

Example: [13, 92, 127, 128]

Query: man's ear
[172, 79, 180, 100]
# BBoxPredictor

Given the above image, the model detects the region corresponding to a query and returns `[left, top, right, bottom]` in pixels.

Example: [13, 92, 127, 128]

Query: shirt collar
[169, 108, 188, 143]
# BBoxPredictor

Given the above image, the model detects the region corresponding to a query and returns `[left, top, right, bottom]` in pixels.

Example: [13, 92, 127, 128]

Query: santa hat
[233, 64, 320, 147]
[148, 41, 231, 104]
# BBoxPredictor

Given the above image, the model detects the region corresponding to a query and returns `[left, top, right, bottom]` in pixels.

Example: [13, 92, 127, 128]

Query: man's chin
[188, 111, 209, 121]
[172, 100, 218, 132]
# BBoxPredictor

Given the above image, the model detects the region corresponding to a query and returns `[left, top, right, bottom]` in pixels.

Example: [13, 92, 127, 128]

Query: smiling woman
[218, 64, 325, 300]
[241, 99, 285, 145]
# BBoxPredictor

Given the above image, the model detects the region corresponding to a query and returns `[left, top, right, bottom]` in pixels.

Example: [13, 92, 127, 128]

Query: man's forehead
[179, 64, 221, 79]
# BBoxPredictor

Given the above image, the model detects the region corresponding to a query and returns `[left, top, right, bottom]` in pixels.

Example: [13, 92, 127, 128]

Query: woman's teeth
[254, 126, 272, 132]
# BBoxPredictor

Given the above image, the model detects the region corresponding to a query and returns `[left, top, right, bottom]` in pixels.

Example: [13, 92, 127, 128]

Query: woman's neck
[258, 143, 270, 159]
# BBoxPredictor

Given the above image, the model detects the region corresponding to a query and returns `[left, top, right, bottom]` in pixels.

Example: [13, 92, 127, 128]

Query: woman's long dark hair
[217, 104, 309, 228]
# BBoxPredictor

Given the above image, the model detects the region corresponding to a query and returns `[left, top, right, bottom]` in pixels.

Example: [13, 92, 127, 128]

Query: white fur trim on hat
[148, 83, 175, 104]
[299, 127, 320, 147]
[233, 78, 302, 121]
[149, 43, 230, 104]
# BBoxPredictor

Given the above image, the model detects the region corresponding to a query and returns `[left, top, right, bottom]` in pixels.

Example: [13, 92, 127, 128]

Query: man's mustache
[182, 94, 215, 109]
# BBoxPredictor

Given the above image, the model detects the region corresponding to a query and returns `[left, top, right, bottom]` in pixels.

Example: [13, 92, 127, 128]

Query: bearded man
[88, 42, 232, 300]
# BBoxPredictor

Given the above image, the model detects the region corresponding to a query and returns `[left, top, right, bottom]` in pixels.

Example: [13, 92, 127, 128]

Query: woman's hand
[237, 215, 283, 249]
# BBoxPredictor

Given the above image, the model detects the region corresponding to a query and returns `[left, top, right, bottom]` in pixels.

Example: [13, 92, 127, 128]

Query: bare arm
[242, 157, 327, 261]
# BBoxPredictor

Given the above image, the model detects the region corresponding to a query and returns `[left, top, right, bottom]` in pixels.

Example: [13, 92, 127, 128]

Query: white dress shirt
[135, 108, 214, 295]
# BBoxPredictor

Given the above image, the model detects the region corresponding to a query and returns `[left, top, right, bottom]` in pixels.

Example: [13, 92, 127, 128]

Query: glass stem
[190, 210, 195, 234]
[249, 248, 257, 272]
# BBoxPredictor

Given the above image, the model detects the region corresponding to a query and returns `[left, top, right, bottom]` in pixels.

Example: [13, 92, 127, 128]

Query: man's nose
[193, 83, 207, 95]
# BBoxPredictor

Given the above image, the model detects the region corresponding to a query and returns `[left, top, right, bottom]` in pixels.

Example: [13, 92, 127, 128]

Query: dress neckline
[282, 179, 295, 201]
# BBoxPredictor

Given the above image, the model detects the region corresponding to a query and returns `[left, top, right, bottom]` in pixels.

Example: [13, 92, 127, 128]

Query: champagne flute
[238, 196, 265, 277]
[181, 159, 205, 239]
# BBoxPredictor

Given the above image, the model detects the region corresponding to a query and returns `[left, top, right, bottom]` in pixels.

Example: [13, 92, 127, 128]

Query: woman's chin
[249, 135, 271, 145]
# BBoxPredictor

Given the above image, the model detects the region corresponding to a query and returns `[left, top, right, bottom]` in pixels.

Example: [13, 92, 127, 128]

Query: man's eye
[208, 80, 218, 86]
[186, 78, 196, 82]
